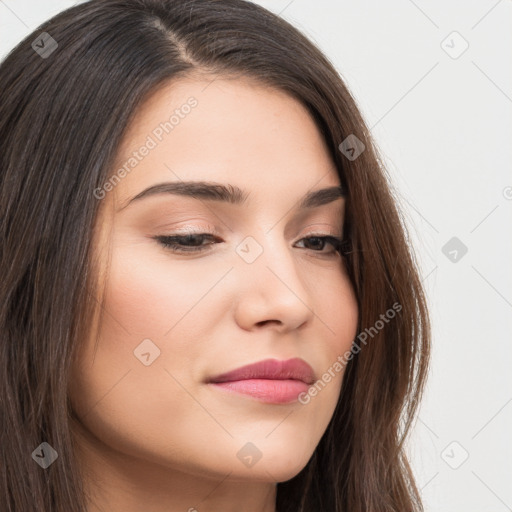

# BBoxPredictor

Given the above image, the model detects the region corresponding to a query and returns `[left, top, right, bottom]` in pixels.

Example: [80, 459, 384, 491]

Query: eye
[153, 232, 348, 256]
[154, 233, 219, 253]
[295, 235, 345, 256]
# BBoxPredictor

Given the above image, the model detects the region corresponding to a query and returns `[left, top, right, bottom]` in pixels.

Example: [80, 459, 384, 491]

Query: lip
[206, 358, 316, 404]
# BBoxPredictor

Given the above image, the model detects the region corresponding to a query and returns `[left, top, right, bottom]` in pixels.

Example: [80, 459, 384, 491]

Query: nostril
[256, 319, 282, 327]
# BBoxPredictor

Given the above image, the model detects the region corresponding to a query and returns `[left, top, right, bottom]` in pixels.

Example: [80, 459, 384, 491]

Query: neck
[72, 419, 278, 512]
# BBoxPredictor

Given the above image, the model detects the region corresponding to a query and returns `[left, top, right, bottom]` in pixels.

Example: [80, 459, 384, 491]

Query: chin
[228, 447, 314, 483]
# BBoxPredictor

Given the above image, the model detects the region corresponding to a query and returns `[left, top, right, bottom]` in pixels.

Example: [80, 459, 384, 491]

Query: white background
[1, 1, 511, 510]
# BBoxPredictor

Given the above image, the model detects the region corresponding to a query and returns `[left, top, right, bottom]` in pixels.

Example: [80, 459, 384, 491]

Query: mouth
[207, 378, 311, 403]
[205, 357, 315, 404]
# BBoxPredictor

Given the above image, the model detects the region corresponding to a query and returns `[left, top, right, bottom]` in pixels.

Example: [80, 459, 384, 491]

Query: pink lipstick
[206, 357, 315, 404]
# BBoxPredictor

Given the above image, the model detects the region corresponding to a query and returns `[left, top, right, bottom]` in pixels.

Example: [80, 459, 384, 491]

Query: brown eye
[295, 235, 344, 255]
[154, 233, 220, 253]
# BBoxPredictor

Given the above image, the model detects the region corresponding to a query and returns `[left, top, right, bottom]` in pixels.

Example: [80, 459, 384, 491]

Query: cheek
[104, 243, 223, 337]
[85, 244, 226, 395]
[305, 261, 359, 351]
[68, 246, 224, 465]
[305, 266, 359, 397]
[269, 268, 358, 470]
[333, 276, 358, 354]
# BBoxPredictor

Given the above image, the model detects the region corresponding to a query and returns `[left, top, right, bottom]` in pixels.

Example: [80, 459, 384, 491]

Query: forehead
[108, 75, 340, 210]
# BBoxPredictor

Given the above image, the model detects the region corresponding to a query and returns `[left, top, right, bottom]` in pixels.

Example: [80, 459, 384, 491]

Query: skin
[68, 75, 359, 512]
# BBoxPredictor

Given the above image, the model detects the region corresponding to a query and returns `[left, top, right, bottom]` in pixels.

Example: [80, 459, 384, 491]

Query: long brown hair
[0, 1, 431, 510]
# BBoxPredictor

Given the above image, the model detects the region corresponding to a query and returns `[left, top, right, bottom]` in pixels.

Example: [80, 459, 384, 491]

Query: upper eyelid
[156, 220, 343, 235]
[159, 229, 343, 238]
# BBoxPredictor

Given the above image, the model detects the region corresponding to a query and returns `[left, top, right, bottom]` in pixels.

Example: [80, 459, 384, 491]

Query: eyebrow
[117, 180, 346, 212]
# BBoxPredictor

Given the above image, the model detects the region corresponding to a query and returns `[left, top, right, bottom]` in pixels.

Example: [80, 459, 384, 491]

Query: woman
[0, 1, 431, 511]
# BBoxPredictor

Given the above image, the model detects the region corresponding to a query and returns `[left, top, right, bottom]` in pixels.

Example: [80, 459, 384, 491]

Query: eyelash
[153, 231, 347, 257]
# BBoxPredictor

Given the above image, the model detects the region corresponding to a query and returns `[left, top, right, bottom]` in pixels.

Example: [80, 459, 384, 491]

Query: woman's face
[69, 76, 359, 488]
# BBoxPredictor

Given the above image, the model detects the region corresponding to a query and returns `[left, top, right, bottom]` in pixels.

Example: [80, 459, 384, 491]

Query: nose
[233, 233, 316, 333]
